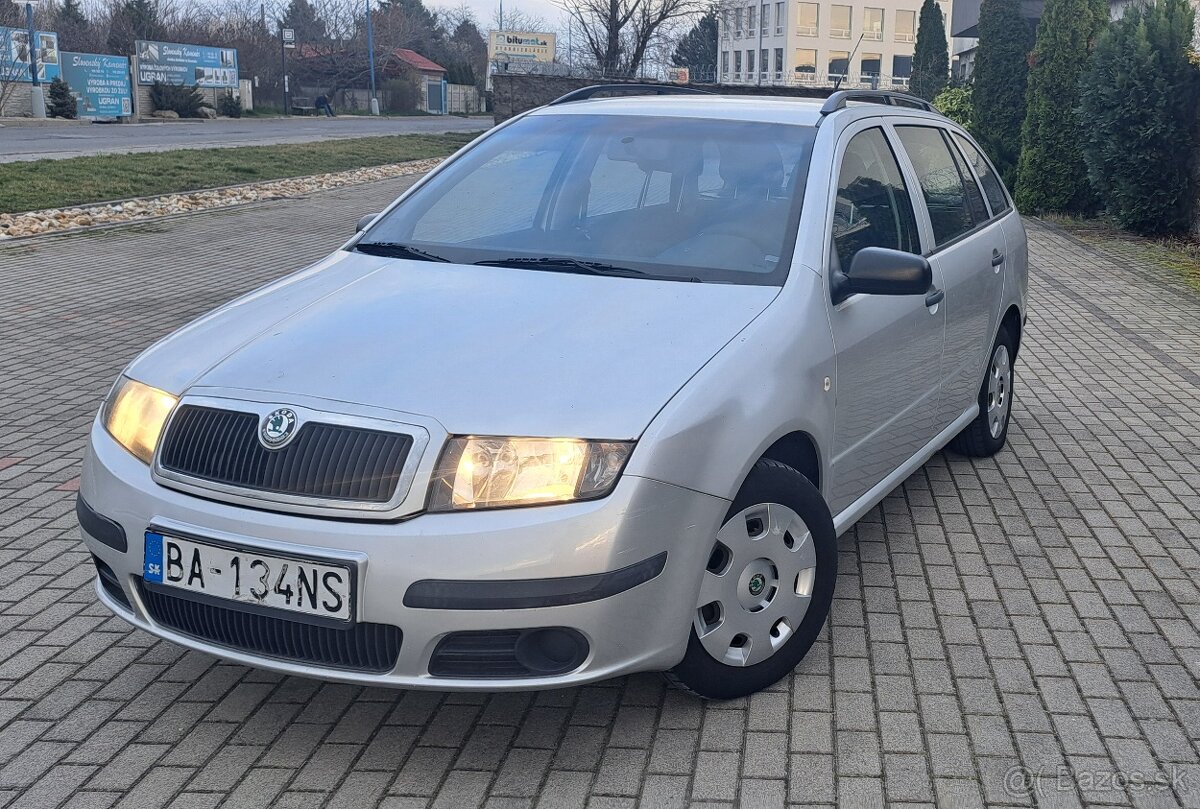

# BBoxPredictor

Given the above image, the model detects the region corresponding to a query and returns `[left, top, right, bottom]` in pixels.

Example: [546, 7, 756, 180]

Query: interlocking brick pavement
[1, 180, 1198, 808]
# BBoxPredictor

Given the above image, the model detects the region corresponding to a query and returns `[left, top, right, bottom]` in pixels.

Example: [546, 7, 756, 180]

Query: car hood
[127, 250, 779, 438]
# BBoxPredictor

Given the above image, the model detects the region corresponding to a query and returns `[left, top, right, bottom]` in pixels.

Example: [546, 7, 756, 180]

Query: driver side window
[833, 128, 920, 270]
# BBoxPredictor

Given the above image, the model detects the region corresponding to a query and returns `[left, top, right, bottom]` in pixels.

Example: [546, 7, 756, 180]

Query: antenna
[833, 33, 865, 91]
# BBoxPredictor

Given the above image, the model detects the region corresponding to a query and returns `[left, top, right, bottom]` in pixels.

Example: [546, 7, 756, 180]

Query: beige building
[717, 0, 953, 88]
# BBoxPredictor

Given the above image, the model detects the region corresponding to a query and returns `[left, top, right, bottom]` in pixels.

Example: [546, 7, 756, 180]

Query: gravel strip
[0, 157, 444, 239]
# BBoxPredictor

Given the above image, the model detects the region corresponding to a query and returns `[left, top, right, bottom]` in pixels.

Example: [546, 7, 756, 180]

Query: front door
[825, 125, 947, 516]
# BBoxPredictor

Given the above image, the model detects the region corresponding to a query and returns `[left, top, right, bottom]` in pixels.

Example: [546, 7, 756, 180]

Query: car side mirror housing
[831, 247, 932, 304]
[356, 213, 380, 233]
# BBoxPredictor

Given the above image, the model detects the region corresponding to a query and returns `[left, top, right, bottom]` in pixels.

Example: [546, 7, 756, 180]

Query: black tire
[667, 459, 837, 700]
[948, 325, 1017, 457]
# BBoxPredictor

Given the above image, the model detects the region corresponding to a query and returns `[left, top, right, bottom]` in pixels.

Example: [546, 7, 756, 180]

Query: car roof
[527, 93, 950, 128]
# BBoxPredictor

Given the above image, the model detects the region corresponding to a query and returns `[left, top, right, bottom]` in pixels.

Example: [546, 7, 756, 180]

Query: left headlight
[101, 376, 179, 465]
[428, 436, 634, 512]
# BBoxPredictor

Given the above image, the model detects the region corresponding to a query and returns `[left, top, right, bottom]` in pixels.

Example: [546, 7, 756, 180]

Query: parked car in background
[79, 87, 1027, 699]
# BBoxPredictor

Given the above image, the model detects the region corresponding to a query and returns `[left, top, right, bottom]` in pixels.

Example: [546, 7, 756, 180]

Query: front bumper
[80, 422, 729, 690]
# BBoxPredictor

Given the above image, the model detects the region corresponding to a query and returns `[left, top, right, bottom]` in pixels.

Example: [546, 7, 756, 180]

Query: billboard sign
[61, 52, 132, 117]
[0, 26, 60, 83]
[135, 39, 238, 88]
[487, 31, 556, 63]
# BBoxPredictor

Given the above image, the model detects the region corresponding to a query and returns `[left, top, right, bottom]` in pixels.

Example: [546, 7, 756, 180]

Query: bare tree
[557, 0, 703, 76]
[490, 5, 551, 33]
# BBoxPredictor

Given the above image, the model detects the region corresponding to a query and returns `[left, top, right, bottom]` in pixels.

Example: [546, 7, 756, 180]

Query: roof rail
[547, 83, 715, 106]
[819, 90, 934, 115]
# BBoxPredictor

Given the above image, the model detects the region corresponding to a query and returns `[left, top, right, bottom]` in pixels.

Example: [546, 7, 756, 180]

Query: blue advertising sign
[135, 39, 238, 88]
[61, 52, 132, 117]
[0, 26, 61, 83]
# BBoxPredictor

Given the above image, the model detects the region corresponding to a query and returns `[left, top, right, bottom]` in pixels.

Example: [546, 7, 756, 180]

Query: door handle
[991, 250, 1005, 267]
[925, 288, 945, 307]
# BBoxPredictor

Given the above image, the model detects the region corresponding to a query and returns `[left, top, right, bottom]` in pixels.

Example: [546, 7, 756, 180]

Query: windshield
[356, 113, 817, 285]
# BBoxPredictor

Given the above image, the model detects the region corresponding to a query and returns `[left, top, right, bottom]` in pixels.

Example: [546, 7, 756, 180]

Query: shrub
[47, 76, 77, 119]
[217, 91, 242, 118]
[149, 81, 209, 118]
[933, 85, 972, 127]
[971, 0, 1034, 187]
[1078, 0, 1200, 234]
[383, 70, 421, 114]
[1014, 0, 1109, 213]
[909, 0, 949, 101]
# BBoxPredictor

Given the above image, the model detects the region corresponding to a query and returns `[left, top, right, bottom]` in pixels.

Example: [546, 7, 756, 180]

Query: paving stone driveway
[1, 178, 1198, 809]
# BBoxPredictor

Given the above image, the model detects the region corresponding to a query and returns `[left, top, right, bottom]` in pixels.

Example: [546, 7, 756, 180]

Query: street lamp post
[12, 0, 45, 118]
[365, 0, 379, 115]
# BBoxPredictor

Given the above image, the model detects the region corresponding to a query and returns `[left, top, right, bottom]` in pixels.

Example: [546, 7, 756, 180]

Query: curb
[0, 165, 437, 246]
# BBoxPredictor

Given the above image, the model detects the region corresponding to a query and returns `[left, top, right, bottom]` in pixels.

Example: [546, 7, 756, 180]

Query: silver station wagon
[79, 87, 1028, 699]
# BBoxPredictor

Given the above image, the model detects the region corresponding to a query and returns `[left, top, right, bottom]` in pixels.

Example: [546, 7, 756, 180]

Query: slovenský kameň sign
[61, 51, 132, 117]
[135, 39, 238, 88]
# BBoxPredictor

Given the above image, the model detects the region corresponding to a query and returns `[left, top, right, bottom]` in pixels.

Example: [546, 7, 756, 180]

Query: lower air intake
[140, 583, 401, 673]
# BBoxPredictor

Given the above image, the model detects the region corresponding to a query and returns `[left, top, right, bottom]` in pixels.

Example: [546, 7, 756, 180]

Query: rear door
[892, 124, 1006, 427]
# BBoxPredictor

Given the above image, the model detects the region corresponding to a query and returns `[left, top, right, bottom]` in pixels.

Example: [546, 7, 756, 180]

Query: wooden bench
[291, 97, 316, 115]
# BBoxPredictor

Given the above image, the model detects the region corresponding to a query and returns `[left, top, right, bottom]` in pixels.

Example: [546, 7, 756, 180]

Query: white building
[717, 0, 954, 88]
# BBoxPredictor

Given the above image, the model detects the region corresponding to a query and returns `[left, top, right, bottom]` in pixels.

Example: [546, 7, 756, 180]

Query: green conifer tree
[1013, 0, 1109, 213]
[971, 0, 1033, 187]
[1078, 0, 1200, 234]
[909, 0, 949, 101]
[47, 76, 77, 119]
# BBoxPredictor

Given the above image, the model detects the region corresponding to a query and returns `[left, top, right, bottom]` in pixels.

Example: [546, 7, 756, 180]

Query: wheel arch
[758, 431, 822, 494]
[1001, 304, 1022, 360]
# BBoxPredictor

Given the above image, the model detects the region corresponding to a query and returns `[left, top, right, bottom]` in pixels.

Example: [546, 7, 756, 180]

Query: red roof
[391, 48, 445, 74]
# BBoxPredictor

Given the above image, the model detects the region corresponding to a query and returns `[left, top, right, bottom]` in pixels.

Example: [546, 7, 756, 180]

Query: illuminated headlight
[428, 436, 634, 511]
[100, 376, 178, 465]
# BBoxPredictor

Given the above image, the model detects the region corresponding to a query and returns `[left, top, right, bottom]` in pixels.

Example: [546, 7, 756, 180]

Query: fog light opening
[513, 628, 588, 675]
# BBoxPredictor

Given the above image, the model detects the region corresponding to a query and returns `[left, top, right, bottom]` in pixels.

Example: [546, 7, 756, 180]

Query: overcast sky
[437, 0, 564, 34]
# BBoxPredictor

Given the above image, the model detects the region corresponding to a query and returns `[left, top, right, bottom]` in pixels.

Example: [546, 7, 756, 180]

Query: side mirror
[356, 213, 380, 233]
[832, 247, 931, 304]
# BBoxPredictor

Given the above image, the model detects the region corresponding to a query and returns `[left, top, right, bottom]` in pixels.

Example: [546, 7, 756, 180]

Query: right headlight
[428, 436, 634, 512]
[100, 376, 178, 465]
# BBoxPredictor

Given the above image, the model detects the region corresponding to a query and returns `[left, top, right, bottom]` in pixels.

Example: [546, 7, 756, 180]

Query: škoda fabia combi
[80, 87, 1027, 699]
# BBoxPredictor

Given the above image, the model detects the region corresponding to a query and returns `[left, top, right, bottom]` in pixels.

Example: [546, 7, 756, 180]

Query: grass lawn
[0, 132, 479, 214]
[1047, 215, 1200, 295]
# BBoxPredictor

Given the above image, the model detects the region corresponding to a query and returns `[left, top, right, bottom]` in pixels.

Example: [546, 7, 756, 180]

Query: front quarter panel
[625, 269, 835, 503]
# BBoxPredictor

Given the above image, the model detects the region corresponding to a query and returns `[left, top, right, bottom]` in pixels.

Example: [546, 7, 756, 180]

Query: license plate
[143, 532, 352, 621]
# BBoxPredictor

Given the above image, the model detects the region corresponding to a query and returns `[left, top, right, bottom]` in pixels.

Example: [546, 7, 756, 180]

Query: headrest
[717, 142, 785, 195]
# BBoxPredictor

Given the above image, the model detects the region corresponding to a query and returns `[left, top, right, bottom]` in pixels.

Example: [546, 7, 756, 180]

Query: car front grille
[140, 582, 401, 673]
[158, 405, 412, 503]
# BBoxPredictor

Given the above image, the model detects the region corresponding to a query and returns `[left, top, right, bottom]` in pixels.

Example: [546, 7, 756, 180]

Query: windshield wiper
[476, 256, 699, 282]
[353, 242, 449, 262]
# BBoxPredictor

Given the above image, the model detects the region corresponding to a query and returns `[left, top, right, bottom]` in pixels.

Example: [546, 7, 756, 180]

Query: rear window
[952, 133, 1009, 216]
[895, 125, 985, 247]
[359, 114, 817, 285]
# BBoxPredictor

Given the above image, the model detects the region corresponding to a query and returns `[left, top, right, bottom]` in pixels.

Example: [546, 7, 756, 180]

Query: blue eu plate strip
[143, 532, 164, 583]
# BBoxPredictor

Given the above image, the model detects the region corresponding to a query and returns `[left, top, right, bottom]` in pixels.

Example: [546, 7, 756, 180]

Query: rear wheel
[948, 325, 1016, 457]
[668, 459, 837, 700]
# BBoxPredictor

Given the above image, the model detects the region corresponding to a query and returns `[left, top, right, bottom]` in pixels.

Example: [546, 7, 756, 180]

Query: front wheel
[668, 459, 837, 700]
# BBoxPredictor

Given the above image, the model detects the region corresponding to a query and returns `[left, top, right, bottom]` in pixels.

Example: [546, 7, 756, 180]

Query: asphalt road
[0, 116, 489, 163]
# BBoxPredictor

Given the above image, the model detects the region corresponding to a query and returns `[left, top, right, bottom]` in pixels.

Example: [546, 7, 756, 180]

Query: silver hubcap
[987, 343, 1012, 439]
[695, 503, 817, 667]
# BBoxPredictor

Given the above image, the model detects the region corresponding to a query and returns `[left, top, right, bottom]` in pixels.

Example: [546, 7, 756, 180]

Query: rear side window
[895, 125, 985, 246]
[832, 127, 920, 269]
[953, 133, 1009, 215]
